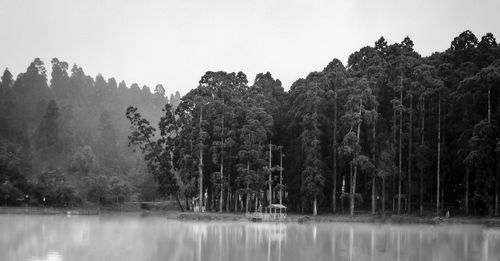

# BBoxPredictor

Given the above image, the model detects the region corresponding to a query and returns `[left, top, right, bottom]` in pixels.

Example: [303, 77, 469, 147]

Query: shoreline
[2, 207, 500, 227]
[176, 212, 500, 227]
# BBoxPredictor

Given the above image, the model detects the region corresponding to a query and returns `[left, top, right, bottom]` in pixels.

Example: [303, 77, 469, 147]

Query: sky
[0, 0, 499, 96]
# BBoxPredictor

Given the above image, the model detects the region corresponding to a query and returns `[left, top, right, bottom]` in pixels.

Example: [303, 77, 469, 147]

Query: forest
[0, 57, 182, 208]
[1, 30, 500, 217]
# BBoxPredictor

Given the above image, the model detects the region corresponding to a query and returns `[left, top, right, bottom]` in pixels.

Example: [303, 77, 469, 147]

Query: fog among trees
[2, 30, 500, 217]
[0, 57, 181, 207]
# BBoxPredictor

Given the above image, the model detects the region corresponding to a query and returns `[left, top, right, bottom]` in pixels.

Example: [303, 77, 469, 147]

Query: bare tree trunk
[419, 167, 424, 216]
[382, 176, 386, 218]
[226, 167, 231, 212]
[245, 161, 250, 213]
[198, 106, 204, 212]
[185, 196, 190, 212]
[219, 153, 224, 213]
[489, 85, 498, 216]
[420, 98, 425, 216]
[442, 163, 445, 213]
[437, 94, 441, 217]
[372, 175, 376, 214]
[301, 165, 304, 214]
[268, 141, 272, 206]
[313, 196, 318, 216]
[350, 161, 355, 217]
[245, 185, 249, 213]
[333, 92, 338, 213]
[495, 165, 498, 216]
[398, 73, 403, 215]
[372, 106, 377, 215]
[393, 90, 397, 213]
[351, 111, 361, 217]
[465, 168, 469, 215]
[219, 108, 224, 212]
[234, 190, 238, 212]
[279, 147, 283, 205]
[174, 192, 184, 212]
[408, 91, 413, 214]
[254, 193, 258, 212]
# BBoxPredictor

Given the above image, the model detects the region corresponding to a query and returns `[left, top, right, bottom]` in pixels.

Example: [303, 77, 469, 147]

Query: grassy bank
[3, 206, 500, 227]
[175, 211, 500, 227]
[0, 206, 98, 215]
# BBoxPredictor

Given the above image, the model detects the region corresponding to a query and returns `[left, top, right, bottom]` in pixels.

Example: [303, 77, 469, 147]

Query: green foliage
[377, 143, 396, 178]
[0, 143, 29, 205]
[126, 106, 177, 196]
[126, 104, 184, 211]
[85, 174, 109, 205]
[0, 55, 176, 207]
[69, 145, 96, 175]
[108, 175, 131, 203]
[37, 169, 76, 207]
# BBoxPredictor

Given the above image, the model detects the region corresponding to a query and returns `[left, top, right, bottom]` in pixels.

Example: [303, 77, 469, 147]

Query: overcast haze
[0, 0, 499, 95]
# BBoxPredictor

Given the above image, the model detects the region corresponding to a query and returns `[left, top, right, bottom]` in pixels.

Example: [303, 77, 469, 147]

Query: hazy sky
[0, 0, 499, 95]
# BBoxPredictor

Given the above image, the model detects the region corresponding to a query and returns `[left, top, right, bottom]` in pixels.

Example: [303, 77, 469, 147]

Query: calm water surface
[0, 214, 499, 261]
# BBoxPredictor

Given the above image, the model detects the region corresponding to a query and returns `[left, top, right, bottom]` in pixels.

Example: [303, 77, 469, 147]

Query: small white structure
[246, 204, 287, 222]
[265, 204, 287, 221]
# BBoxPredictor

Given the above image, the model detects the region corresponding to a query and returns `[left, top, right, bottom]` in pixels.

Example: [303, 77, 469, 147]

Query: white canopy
[268, 204, 287, 209]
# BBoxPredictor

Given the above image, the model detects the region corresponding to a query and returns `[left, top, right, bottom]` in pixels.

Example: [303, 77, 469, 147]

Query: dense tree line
[0, 57, 181, 207]
[128, 30, 500, 216]
[2, 30, 500, 217]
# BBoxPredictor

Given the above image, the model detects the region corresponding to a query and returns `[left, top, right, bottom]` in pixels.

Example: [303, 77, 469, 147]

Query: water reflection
[0, 214, 499, 261]
[28, 252, 62, 261]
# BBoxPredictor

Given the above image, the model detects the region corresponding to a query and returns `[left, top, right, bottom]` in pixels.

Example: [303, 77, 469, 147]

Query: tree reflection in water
[1, 215, 500, 261]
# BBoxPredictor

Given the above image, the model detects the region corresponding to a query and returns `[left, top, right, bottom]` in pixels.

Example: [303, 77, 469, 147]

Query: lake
[0, 214, 499, 261]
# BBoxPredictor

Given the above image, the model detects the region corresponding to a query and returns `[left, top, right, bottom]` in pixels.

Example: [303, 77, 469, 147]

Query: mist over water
[1, 214, 499, 261]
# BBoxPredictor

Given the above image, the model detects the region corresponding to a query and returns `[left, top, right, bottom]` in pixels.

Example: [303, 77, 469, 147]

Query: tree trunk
[372, 176, 376, 215]
[442, 169, 445, 214]
[234, 190, 238, 212]
[219, 154, 224, 213]
[372, 106, 377, 215]
[393, 89, 397, 213]
[313, 196, 318, 216]
[408, 92, 413, 214]
[219, 108, 224, 213]
[348, 162, 352, 216]
[279, 148, 283, 205]
[245, 161, 250, 213]
[254, 193, 259, 212]
[350, 161, 355, 217]
[492, 85, 498, 216]
[465, 168, 469, 215]
[184, 196, 190, 212]
[245, 185, 249, 213]
[173, 192, 184, 212]
[495, 161, 499, 216]
[381, 176, 386, 218]
[419, 167, 424, 216]
[398, 73, 403, 215]
[226, 188, 231, 212]
[268, 141, 272, 206]
[333, 92, 338, 213]
[393, 90, 397, 149]
[437, 94, 441, 217]
[198, 106, 204, 212]
[420, 97, 425, 216]
[351, 115, 361, 217]
[301, 166, 304, 214]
